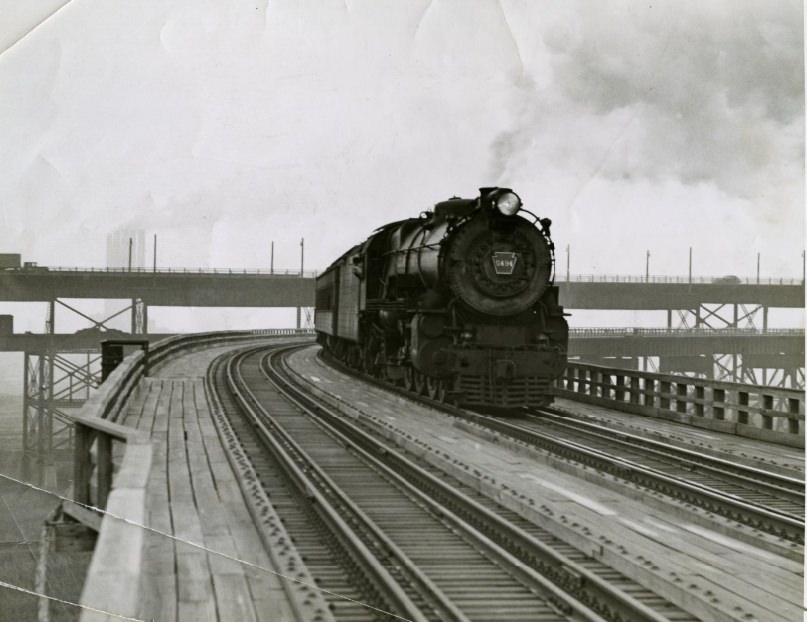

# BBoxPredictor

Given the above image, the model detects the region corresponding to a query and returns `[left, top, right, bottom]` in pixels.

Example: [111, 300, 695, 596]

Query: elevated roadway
[559, 276, 804, 309]
[0, 267, 315, 307]
[0, 266, 802, 309]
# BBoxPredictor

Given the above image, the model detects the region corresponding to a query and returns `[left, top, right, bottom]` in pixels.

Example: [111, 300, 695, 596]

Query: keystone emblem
[492, 252, 518, 275]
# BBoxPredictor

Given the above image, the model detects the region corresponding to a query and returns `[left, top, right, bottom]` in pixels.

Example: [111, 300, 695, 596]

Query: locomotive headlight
[495, 192, 521, 216]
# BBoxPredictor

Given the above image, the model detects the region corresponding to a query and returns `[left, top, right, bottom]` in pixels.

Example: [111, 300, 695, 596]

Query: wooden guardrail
[72, 417, 151, 622]
[64, 328, 313, 622]
[555, 362, 805, 447]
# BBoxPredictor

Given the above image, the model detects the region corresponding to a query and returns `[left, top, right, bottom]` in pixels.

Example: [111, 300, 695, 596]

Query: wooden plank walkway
[118, 348, 296, 622]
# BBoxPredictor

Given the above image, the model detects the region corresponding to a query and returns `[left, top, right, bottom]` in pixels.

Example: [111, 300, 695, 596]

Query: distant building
[106, 229, 145, 269]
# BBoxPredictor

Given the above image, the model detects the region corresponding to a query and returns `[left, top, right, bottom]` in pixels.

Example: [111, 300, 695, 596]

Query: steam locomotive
[314, 187, 568, 409]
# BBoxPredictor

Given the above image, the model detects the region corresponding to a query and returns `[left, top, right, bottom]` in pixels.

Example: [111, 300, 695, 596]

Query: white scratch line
[0, 471, 415, 622]
[0, 0, 76, 57]
[0, 579, 144, 621]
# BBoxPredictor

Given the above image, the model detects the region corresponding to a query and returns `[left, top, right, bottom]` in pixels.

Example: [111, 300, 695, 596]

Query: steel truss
[22, 298, 147, 487]
[670, 302, 768, 330]
[297, 306, 314, 330]
[713, 353, 804, 389]
[667, 303, 802, 389]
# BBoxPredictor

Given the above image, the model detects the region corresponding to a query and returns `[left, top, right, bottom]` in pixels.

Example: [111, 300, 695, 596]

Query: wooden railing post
[96, 434, 113, 510]
[73, 423, 94, 507]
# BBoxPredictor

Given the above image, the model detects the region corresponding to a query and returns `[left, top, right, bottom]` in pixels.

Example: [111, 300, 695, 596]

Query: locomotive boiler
[314, 187, 568, 409]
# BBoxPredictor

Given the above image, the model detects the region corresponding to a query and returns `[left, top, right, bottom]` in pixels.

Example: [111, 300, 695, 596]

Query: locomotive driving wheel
[441, 377, 455, 405]
[403, 367, 415, 391]
[413, 370, 426, 395]
[426, 376, 445, 401]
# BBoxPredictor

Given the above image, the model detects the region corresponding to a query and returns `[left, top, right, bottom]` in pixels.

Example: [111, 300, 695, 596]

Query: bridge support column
[22, 351, 57, 488]
[20, 300, 106, 487]
[131, 298, 148, 334]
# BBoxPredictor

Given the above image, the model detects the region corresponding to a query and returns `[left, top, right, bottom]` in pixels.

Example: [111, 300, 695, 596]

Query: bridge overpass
[0, 264, 802, 371]
[0, 266, 802, 309]
[0, 266, 802, 423]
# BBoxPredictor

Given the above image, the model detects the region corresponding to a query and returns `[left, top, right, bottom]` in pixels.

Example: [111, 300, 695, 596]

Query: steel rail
[260, 348, 603, 622]
[204, 347, 333, 622]
[534, 408, 804, 499]
[482, 415, 805, 544]
[225, 346, 430, 622]
[320, 349, 804, 544]
[278, 348, 701, 621]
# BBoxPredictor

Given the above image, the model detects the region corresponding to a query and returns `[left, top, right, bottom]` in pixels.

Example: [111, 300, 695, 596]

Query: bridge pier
[131, 298, 148, 334]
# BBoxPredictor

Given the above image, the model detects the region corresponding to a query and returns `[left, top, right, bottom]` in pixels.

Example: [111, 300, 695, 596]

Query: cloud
[0, 0, 802, 279]
[492, 1, 803, 196]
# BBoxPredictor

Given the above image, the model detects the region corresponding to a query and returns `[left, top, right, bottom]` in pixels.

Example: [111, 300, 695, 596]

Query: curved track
[527, 408, 804, 515]
[211, 344, 703, 621]
[322, 351, 805, 547]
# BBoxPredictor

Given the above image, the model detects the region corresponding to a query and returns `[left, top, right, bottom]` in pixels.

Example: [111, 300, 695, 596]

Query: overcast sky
[0, 0, 803, 279]
[0, 1, 803, 390]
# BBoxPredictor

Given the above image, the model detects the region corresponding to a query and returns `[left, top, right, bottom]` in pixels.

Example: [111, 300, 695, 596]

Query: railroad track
[211, 344, 703, 621]
[208, 346, 371, 621]
[320, 352, 805, 547]
[480, 411, 804, 546]
[527, 408, 805, 516]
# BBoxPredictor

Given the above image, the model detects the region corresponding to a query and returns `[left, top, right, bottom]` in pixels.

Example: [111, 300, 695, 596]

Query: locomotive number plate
[492, 252, 518, 275]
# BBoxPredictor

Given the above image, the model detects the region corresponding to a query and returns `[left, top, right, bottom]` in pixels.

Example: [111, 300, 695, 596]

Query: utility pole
[297, 238, 304, 329]
[688, 247, 692, 284]
[270, 241, 274, 274]
[128, 238, 133, 272]
[756, 252, 760, 284]
[645, 250, 650, 281]
[153, 234, 157, 273]
[565, 244, 570, 282]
